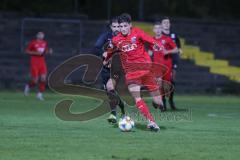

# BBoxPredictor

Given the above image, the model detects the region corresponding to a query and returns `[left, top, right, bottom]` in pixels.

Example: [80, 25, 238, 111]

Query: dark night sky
[0, 0, 240, 21]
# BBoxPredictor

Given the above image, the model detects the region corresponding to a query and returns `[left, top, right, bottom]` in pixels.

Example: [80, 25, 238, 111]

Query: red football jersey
[112, 27, 161, 75]
[150, 35, 177, 81]
[26, 39, 49, 63]
[152, 35, 177, 66]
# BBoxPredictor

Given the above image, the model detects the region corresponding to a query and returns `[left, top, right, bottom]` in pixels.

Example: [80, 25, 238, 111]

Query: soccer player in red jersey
[150, 21, 179, 111]
[105, 13, 164, 131]
[24, 32, 52, 100]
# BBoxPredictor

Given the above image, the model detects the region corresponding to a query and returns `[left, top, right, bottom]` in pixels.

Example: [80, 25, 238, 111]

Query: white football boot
[147, 121, 160, 132]
[36, 92, 44, 101]
[24, 84, 30, 96]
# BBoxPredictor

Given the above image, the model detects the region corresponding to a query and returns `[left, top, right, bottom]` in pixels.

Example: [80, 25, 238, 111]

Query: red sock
[28, 81, 36, 88]
[136, 99, 155, 122]
[39, 81, 46, 92]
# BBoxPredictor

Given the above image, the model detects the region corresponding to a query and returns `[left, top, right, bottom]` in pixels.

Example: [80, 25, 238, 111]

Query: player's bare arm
[46, 48, 53, 55]
[163, 47, 179, 55]
[26, 49, 43, 56]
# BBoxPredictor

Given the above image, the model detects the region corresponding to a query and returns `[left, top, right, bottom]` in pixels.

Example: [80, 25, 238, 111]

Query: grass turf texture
[0, 92, 240, 160]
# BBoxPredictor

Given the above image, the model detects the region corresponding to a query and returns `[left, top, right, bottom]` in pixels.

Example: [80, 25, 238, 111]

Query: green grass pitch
[0, 92, 240, 160]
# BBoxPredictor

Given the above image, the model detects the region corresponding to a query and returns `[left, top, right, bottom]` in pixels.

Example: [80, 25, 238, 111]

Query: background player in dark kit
[93, 16, 125, 124]
[161, 17, 182, 110]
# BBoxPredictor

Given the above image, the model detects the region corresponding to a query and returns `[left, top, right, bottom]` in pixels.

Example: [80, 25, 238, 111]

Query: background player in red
[24, 31, 52, 100]
[150, 21, 179, 111]
[161, 17, 182, 109]
[105, 13, 164, 132]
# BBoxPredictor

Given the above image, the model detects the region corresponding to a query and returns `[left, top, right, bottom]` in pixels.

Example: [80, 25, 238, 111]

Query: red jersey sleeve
[26, 40, 35, 52]
[135, 27, 157, 45]
[165, 36, 177, 50]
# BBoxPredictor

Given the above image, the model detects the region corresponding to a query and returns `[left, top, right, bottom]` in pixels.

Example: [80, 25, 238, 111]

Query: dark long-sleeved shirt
[163, 32, 181, 49]
[93, 29, 113, 57]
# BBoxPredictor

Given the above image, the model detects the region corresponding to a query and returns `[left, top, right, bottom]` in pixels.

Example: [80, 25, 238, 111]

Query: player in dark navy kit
[161, 17, 182, 110]
[93, 16, 125, 124]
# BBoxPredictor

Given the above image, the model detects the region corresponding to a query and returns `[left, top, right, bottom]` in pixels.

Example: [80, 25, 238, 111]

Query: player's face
[36, 32, 45, 40]
[119, 22, 131, 36]
[153, 25, 162, 37]
[161, 19, 170, 30]
[110, 22, 120, 35]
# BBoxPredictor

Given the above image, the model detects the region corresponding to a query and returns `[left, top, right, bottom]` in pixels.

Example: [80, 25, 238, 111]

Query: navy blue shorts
[172, 54, 180, 70]
[101, 67, 110, 86]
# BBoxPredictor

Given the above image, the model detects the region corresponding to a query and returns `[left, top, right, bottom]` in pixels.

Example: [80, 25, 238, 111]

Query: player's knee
[152, 96, 163, 106]
[106, 80, 115, 91]
[128, 84, 140, 92]
[106, 84, 114, 91]
[128, 86, 141, 100]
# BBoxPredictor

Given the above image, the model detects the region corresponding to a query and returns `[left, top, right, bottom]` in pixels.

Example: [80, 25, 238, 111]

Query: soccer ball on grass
[118, 116, 135, 132]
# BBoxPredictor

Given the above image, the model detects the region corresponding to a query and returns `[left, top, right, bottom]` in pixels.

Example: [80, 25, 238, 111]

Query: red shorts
[163, 67, 172, 82]
[152, 61, 172, 82]
[30, 61, 47, 78]
[125, 70, 158, 92]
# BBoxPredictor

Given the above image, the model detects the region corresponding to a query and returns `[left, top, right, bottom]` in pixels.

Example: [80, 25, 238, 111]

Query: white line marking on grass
[208, 113, 218, 117]
[207, 113, 235, 119]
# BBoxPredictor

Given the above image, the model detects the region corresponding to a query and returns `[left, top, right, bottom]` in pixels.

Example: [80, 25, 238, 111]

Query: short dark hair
[109, 16, 119, 25]
[119, 13, 132, 23]
[160, 16, 170, 22]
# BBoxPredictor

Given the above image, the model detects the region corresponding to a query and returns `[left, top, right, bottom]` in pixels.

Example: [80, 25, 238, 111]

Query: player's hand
[102, 51, 107, 58]
[103, 57, 111, 66]
[163, 49, 169, 55]
[153, 43, 164, 52]
[37, 48, 45, 55]
[179, 49, 183, 55]
[48, 48, 53, 54]
[103, 59, 108, 66]
[102, 51, 109, 66]
[36, 51, 44, 56]
[108, 42, 114, 49]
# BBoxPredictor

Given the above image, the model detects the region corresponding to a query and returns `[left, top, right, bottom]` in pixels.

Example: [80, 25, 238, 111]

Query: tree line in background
[0, 0, 240, 21]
